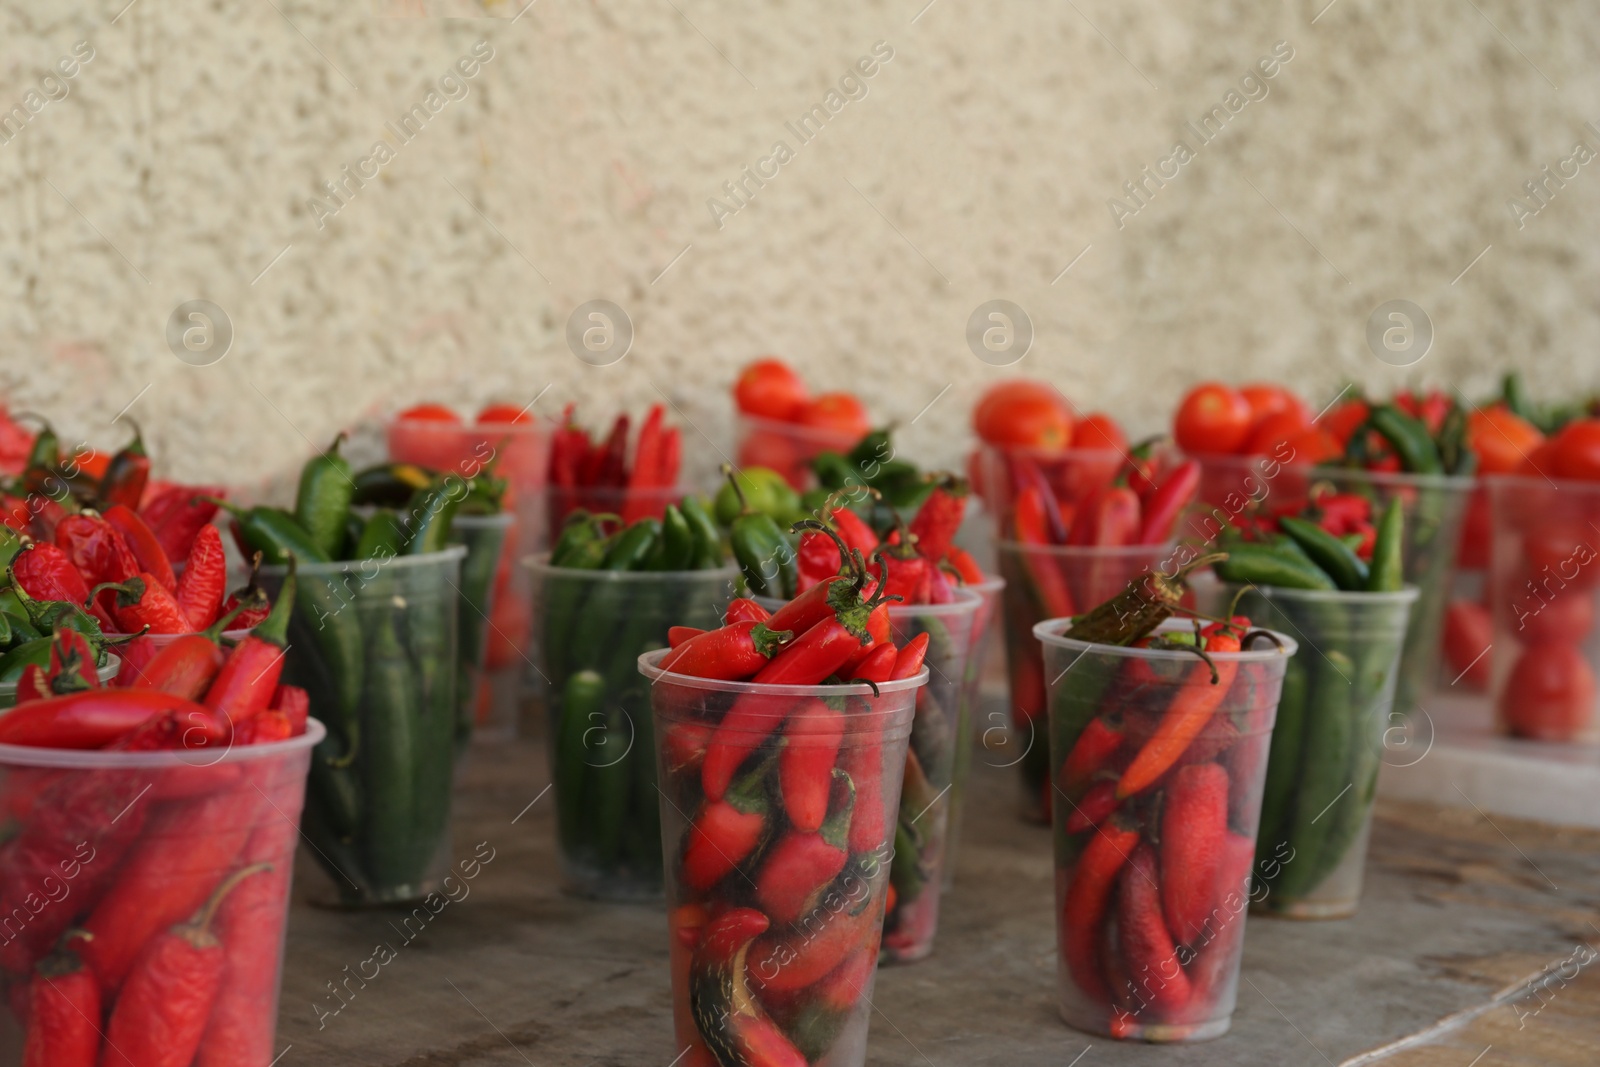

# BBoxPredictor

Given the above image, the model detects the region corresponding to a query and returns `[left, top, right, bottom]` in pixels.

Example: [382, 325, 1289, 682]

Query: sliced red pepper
[102, 503, 177, 594]
[778, 699, 845, 833]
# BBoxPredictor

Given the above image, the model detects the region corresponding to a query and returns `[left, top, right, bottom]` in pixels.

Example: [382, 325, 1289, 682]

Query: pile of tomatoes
[970, 380, 1126, 454]
[1171, 382, 1332, 461]
[734, 359, 873, 488]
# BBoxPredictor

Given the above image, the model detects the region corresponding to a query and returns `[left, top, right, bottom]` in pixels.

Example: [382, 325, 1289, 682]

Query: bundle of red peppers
[652, 540, 929, 1065]
[1004, 448, 1200, 554]
[794, 480, 983, 604]
[548, 403, 683, 527]
[0, 566, 311, 1066]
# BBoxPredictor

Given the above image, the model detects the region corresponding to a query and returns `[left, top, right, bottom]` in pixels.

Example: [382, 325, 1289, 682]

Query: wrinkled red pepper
[21, 948, 100, 1067]
[174, 523, 226, 630]
[102, 503, 177, 594]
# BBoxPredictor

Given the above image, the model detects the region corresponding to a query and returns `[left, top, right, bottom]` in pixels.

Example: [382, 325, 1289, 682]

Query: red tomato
[1240, 384, 1310, 425]
[399, 403, 461, 423]
[735, 358, 810, 421]
[1173, 383, 1253, 455]
[1500, 643, 1595, 741]
[1523, 526, 1600, 592]
[1071, 412, 1127, 453]
[1467, 406, 1543, 475]
[1319, 399, 1370, 446]
[1281, 427, 1341, 466]
[1518, 587, 1596, 644]
[1550, 419, 1600, 482]
[1518, 438, 1560, 478]
[795, 392, 870, 439]
[476, 402, 533, 425]
[973, 380, 1074, 450]
[1443, 600, 1491, 689]
[1242, 410, 1311, 456]
[1458, 488, 1489, 570]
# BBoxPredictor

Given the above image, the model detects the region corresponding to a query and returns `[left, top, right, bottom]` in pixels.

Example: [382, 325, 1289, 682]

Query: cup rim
[1032, 617, 1299, 661]
[638, 647, 927, 697]
[754, 585, 986, 619]
[0, 654, 124, 695]
[1209, 577, 1421, 607]
[524, 552, 740, 582]
[736, 411, 867, 447]
[386, 413, 546, 439]
[0, 717, 327, 768]
[972, 442, 1129, 464]
[450, 510, 515, 529]
[260, 544, 468, 575]
[1186, 452, 1476, 490]
[994, 539, 1177, 559]
[1483, 471, 1600, 494]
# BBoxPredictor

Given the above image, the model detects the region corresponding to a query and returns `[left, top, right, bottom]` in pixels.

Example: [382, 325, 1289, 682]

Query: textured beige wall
[3, 0, 1599, 491]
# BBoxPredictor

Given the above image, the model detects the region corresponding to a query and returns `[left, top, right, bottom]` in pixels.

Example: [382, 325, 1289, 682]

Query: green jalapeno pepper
[209, 500, 331, 565]
[295, 432, 355, 560]
[351, 462, 435, 507]
[1369, 405, 1442, 475]
[355, 510, 406, 560]
[1279, 516, 1369, 592]
[360, 608, 426, 889]
[678, 496, 723, 569]
[1215, 543, 1337, 591]
[554, 670, 604, 857]
[1366, 499, 1404, 592]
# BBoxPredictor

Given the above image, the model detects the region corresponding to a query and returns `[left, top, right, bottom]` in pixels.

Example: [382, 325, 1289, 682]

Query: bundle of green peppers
[222, 437, 505, 902]
[542, 501, 732, 896]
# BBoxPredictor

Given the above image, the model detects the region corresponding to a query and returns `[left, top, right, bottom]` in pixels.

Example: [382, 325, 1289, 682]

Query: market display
[1036, 571, 1295, 1041]
[533, 501, 736, 898]
[640, 537, 930, 1067]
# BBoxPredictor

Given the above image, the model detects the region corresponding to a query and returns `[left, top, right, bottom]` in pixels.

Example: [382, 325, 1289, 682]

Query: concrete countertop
[276, 720, 1600, 1066]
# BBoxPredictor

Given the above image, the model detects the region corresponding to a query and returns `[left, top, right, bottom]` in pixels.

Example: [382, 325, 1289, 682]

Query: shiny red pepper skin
[763, 576, 846, 637]
[891, 632, 930, 679]
[723, 597, 771, 625]
[174, 523, 226, 630]
[138, 486, 222, 563]
[21, 949, 100, 1067]
[908, 479, 968, 561]
[755, 782, 851, 926]
[848, 642, 897, 683]
[754, 618, 864, 686]
[1115, 843, 1192, 1017]
[98, 423, 151, 511]
[1063, 779, 1120, 833]
[870, 550, 928, 605]
[667, 625, 705, 649]
[659, 621, 791, 681]
[1159, 763, 1229, 947]
[130, 635, 226, 702]
[778, 700, 844, 833]
[102, 504, 177, 594]
[0, 689, 227, 749]
[1061, 819, 1139, 1004]
[1060, 716, 1125, 796]
[201, 562, 296, 726]
[683, 781, 768, 891]
[748, 855, 884, 995]
[101, 865, 268, 1067]
[1136, 460, 1199, 545]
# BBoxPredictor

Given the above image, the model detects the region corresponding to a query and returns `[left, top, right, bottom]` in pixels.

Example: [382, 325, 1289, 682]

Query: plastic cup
[530, 555, 739, 899]
[1486, 474, 1600, 741]
[640, 648, 925, 1067]
[0, 719, 325, 1062]
[736, 413, 865, 489]
[1207, 580, 1417, 918]
[1036, 618, 1296, 1042]
[450, 512, 514, 746]
[974, 444, 1126, 525]
[995, 541, 1177, 823]
[262, 547, 465, 907]
[1310, 469, 1472, 716]
[1190, 452, 1314, 512]
[547, 484, 689, 542]
[0, 655, 121, 709]
[388, 415, 549, 738]
[945, 573, 1004, 892]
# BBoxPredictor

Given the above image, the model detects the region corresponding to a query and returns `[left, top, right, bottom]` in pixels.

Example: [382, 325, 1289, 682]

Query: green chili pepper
[551, 512, 609, 567]
[2, 611, 38, 645]
[360, 608, 425, 889]
[721, 469, 797, 596]
[208, 500, 331, 565]
[1279, 516, 1370, 592]
[554, 670, 603, 857]
[299, 801, 368, 898]
[1366, 499, 1404, 592]
[1214, 543, 1337, 591]
[626, 690, 661, 875]
[344, 512, 366, 558]
[451, 515, 506, 751]
[406, 589, 458, 871]
[295, 433, 355, 560]
[1436, 404, 1471, 477]
[355, 511, 406, 560]
[287, 568, 365, 762]
[1254, 653, 1308, 875]
[811, 451, 855, 491]
[541, 535, 608, 689]
[588, 700, 633, 867]
[678, 496, 723, 569]
[0, 637, 53, 682]
[1369, 406, 1442, 474]
[402, 479, 468, 556]
[350, 463, 435, 507]
[601, 519, 660, 570]
[1272, 649, 1356, 899]
[308, 740, 363, 840]
[648, 505, 693, 571]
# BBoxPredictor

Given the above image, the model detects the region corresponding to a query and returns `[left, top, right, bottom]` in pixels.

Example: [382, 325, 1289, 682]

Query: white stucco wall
[2, 0, 1598, 490]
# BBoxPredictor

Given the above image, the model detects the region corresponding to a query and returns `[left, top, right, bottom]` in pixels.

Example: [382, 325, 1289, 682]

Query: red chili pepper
[1115, 843, 1192, 1017]
[830, 507, 878, 557]
[216, 554, 271, 631]
[837, 602, 892, 676]
[548, 404, 588, 491]
[869, 545, 928, 606]
[749, 859, 883, 994]
[99, 573, 192, 636]
[21, 948, 100, 1067]
[41, 629, 100, 697]
[1061, 818, 1139, 1004]
[201, 560, 297, 727]
[1068, 485, 1141, 547]
[756, 778, 852, 924]
[139, 487, 222, 563]
[624, 405, 665, 515]
[0, 688, 227, 749]
[593, 413, 630, 488]
[890, 632, 930, 679]
[11, 543, 94, 611]
[659, 621, 791, 681]
[14, 663, 49, 704]
[130, 636, 225, 701]
[233, 710, 293, 744]
[1060, 716, 1125, 796]
[100, 863, 271, 1067]
[1010, 456, 1068, 543]
[683, 761, 770, 891]
[270, 683, 309, 736]
[753, 617, 866, 686]
[907, 477, 968, 561]
[796, 528, 843, 590]
[174, 523, 226, 630]
[1117, 634, 1239, 798]
[78, 787, 264, 993]
[723, 597, 770, 625]
[98, 420, 151, 511]
[943, 545, 985, 585]
[1159, 762, 1228, 946]
[1136, 460, 1200, 545]
[55, 512, 139, 589]
[1185, 831, 1256, 1014]
[667, 625, 705, 649]
[689, 909, 808, 1067]
[778, 699, 845, 833]
[1012, 492, 1075, 618]
[763, 576, 845, 636]
[1063, 779, 1120, 833]
[848, 642, 897, 683]
[102, 503, 177, 594]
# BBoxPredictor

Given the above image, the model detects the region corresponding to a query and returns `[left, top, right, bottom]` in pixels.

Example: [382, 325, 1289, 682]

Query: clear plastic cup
[736, 413, 865, 489]
[262, 547, 465, 906]
[996, 541, 1177, 823]
[388, 415, 548, 738]
[450, 512, 514, 746]
[1486, 475, 1600, 741]
[0, 655, 121, 709]
[945, 573, 1005, 892]
[640, 648, 925, 1067]
[1036, 618, 1296, 1042]
[0, 719, 325, 1062]
[529, 556, 739, 899]
[974, 445, 1126, 525]
[547, 484, 690, 542]
[1207, 581, 1417, 918]
[1190, 452, 1313, 512]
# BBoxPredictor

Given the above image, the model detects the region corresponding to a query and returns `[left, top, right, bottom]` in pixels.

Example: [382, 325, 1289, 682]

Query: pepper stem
[190, 862, 273, 939]
[720, 464, 752, 516]
[791, 518, 862, 588]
